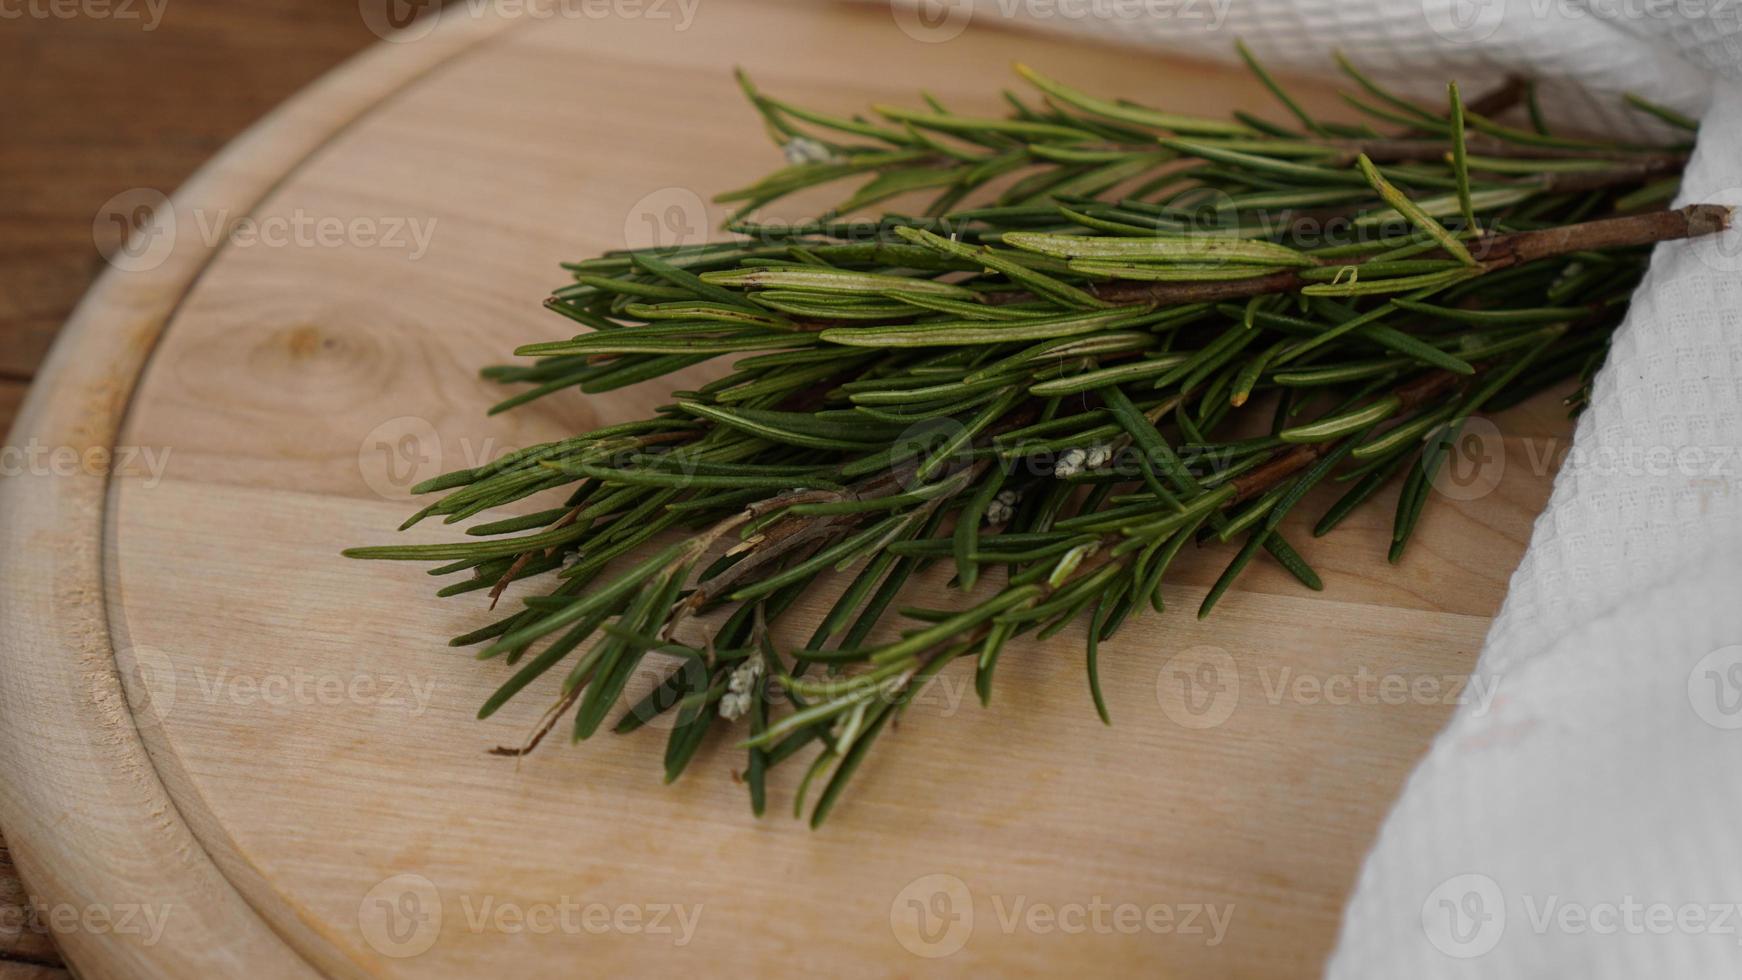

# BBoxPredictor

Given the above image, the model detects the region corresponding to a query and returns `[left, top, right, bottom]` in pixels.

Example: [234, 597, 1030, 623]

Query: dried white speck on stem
[781, 137, 835, 166]
[1054, 444, 1112, 478]
[984, 489, 1020, 525]
[718, 653, 765, 721]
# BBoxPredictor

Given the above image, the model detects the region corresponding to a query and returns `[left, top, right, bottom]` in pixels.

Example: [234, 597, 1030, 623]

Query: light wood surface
[1, 5, 419, 969]
[0, 1, 1572, 975]
[0, 0, 397, 383]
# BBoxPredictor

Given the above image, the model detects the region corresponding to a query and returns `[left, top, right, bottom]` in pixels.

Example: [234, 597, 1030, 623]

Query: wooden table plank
[0, 834, 62, 970]
[0, 384, 22, 443]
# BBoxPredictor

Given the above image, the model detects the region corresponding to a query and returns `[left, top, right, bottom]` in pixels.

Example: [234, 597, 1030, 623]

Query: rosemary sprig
[347, 51, 1727, 826]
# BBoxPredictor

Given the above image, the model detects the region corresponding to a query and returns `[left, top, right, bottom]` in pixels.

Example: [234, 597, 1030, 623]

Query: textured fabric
[888, 0, 1742, 974]
[904, 0, 1723, 137]
[1329, 83, 1742, 976]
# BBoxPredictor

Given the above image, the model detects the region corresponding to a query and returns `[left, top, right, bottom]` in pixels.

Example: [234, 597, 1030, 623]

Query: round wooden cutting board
[0, 1, 1572, 975]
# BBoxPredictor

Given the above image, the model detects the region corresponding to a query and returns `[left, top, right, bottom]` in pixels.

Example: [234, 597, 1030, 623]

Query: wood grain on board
[0, 1, 1572, 976]
[0, 2, 401, 971]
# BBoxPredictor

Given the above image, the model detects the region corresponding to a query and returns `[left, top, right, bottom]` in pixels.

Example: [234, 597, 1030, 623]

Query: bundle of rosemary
[347, 48, 1727, 826]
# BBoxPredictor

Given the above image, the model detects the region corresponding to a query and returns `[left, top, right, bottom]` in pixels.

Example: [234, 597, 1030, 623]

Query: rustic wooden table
[0, 3, 403, 971]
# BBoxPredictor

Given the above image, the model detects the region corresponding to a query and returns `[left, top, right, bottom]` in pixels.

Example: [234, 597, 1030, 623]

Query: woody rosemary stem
[1079, 204, 1731, 306]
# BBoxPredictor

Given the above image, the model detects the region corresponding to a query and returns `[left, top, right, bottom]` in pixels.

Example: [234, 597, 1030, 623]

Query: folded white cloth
[893, 1, 1742, 974]
[901, 0, 1728, 136]
[1331, 75, 1742, 977]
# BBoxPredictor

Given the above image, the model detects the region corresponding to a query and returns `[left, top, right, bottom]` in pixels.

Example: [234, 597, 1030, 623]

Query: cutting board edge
[0, 10, 531, 978]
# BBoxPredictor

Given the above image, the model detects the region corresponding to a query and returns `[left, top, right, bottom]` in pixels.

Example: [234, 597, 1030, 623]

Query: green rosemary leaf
[808, 702, 893, 828]
[753, 92, 915, 145]
[820, 307, 1146, 347]
[1198, 528, 1269, 619]
[1332, 52, 1440, 124]
[1165, 138, 1367, 185]
[1391, 299, 1591, 325]
[1236, 39, 1329, 137]
[874, 103, 1096, 141]
[700, 266, 979, 298]
[1315, 449, 1411, 536]
[1085, 597, 1114, 724]
[1623, 92, 1698, 132]
[895, 225, 1111, 310]
[1278, 396, 1401, 443]
[1099, 385, 1190, 508]
[1300, 265, 1482, 297]
[1013, 63, 1252, 136]
[1004, 231, 1313, 266]
[1067, 261, 1286, 282]
[836, 165, 974, 214]
[1355, 154, 1476, 265]
[481, 542, 689, 659]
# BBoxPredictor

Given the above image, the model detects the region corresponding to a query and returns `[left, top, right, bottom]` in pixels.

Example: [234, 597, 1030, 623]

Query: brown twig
[1082, 203, 1730, 307]
[1466, 75, 1530, 119]
[1474, 203, 1729, 267]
